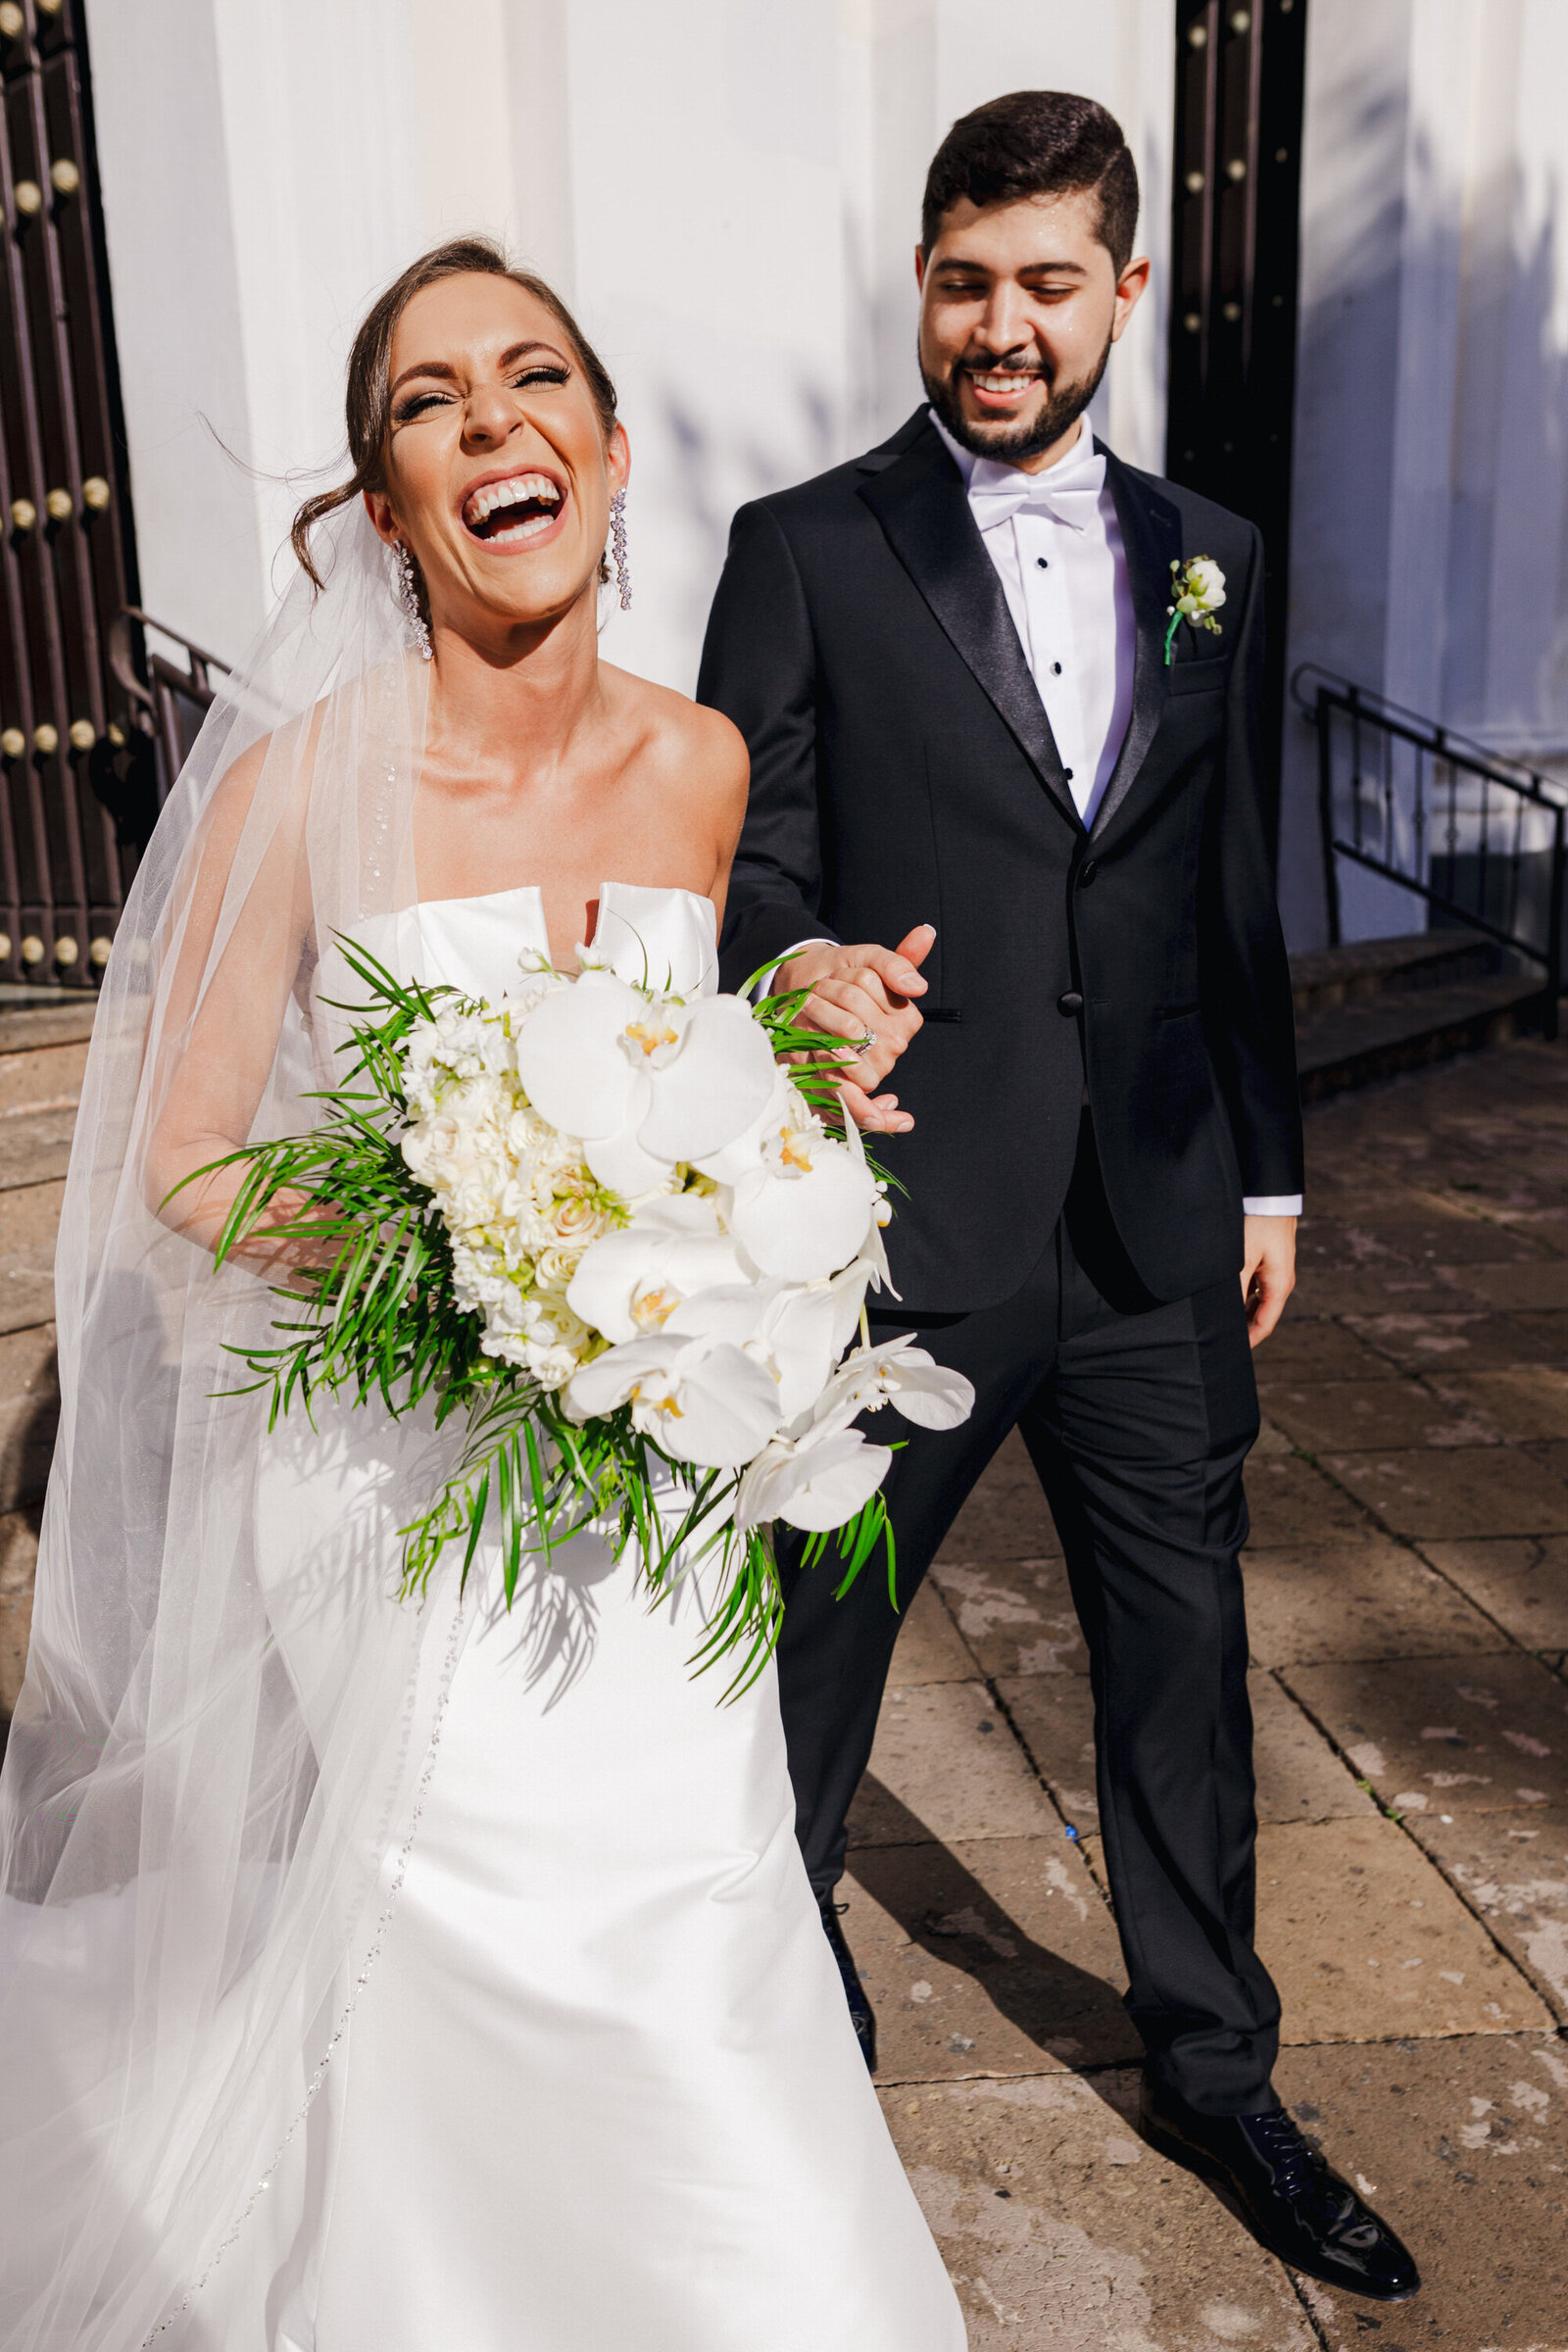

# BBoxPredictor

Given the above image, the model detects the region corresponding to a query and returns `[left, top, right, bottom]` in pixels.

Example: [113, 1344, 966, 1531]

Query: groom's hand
[1242, 1214, 1297, 1348]
[778, 927, 935, 1134]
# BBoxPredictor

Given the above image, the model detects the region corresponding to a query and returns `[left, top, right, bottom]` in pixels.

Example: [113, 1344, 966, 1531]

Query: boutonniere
[1164, 556, 1226, 665]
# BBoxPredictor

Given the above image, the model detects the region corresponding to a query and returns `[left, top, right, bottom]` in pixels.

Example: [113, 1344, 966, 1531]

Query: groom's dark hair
[922, 91, 1139, 272]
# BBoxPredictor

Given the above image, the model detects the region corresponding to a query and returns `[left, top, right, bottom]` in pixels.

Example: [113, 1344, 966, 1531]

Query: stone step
[1295, 970, 1546, 1103]
[0, 1000, 99, 1055]
[1289, 927, 1501, 1016]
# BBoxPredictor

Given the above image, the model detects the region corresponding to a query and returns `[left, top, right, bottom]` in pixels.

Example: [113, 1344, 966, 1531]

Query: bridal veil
[0, 507, 457, 2348]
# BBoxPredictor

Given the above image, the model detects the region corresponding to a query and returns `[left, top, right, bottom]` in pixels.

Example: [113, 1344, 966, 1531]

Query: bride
[0, 240, 964, 2350]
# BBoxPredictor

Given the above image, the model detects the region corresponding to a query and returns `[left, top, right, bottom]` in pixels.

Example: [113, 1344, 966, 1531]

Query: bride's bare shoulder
[602, 663, 748, 818]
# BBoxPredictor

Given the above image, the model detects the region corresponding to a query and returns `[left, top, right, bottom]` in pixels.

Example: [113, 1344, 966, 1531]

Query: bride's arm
[141, 738, 325, 1271]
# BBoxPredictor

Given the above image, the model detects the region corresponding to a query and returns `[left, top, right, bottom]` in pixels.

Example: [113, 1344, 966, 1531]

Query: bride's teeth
[463, 473, 563, 527]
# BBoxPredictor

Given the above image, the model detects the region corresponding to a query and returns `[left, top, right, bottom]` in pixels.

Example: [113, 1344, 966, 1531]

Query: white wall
[87, 0, 1172, 692]
[1280, 0, 1568, 949]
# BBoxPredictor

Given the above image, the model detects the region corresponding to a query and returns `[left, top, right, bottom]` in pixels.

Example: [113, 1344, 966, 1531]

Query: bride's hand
[777, 927, 935, 1135]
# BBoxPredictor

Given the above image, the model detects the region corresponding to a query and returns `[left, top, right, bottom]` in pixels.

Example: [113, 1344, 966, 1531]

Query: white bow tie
[966, 440, 1107, 533]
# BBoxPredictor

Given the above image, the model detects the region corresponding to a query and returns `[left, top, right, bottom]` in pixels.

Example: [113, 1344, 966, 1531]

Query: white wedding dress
[240, 884, 965, 2352]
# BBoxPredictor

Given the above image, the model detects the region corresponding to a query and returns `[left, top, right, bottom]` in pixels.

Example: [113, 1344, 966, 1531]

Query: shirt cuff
[753, 939, 834, 1001]
[1243, 1195, 1302, 1217]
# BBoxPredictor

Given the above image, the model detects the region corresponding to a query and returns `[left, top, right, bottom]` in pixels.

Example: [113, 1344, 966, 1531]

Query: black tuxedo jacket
[698, 409, 1302, 1314]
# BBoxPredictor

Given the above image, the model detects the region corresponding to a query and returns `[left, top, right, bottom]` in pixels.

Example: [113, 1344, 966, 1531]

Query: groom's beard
[921, 334, 1113, 464]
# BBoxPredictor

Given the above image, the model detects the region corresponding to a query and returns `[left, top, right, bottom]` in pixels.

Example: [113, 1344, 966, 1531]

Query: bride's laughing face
[366, 271, 628, 639]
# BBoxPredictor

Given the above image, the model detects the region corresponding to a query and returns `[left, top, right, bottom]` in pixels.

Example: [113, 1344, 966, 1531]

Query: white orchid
[703, 1071, 882, 1283]
[734, 1422, 894, 1534]
[565, 1329, 783, 1469]
[565, 1194, 749, 1344]
[807, 1336, 976, 1441]
[514, 970, 777, 1197]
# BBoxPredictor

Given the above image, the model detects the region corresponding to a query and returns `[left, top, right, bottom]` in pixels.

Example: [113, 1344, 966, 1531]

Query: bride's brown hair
[290, 236, 619, 590]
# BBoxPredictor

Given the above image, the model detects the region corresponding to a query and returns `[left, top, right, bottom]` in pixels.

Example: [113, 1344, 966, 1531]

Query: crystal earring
[393, 541, 433, 661]
[609, 489, 631, 611]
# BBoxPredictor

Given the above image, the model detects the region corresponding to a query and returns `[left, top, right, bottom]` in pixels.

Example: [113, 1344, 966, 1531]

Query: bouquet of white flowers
[183, 942, 972, 1685]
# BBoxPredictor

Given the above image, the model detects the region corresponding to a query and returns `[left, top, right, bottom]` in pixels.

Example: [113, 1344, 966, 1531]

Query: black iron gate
[1166, 0, 1308, 853]
[0, 0, 138, 989]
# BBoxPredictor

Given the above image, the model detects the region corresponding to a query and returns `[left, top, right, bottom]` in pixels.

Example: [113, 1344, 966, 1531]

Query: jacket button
[1079, 858, 1099, 885]
[1057, 990, 1084, 1015]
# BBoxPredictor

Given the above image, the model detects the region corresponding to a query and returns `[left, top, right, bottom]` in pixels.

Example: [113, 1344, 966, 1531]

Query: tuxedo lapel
[1090, 452, 1183, 838]
[858, 420, 1080, 827]
[1086, 447, 1184, 837]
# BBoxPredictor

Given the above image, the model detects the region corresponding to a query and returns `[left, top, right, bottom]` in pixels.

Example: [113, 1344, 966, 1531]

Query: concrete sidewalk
[1, 1007, 1565, 2345]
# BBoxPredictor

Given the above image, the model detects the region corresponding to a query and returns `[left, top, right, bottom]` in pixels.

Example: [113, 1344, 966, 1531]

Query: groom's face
[916, 189, 1148, 469]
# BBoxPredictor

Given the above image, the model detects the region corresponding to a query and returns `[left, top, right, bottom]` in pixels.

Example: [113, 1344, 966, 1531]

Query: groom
[702, 91, 1419, 2303]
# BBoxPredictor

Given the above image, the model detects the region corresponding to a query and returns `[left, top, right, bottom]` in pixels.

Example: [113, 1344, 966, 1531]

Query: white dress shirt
[929, 410, 1300, 1221]
[928, 411, 1134, 829]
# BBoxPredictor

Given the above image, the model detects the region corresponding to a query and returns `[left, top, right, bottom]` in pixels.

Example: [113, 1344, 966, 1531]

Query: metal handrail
[107, 609, 229, 808]
[1295, 662, 1567, 1042]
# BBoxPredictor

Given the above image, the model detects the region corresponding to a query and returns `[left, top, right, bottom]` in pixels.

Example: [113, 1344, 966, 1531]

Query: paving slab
[1323, 1443, 1568, 1540]
[1291, 1261, 1476, 1319]
[1080, 1815, 1549, 2039]
[1243, 1537, 1504, 1664]
[842, 1833, 1138, 2078]
[888, 1577, 977, 1686]
[1284, 1652, 1568, 1816]
[1418, 1535, 1568, 1650]
[1499, 1309, 1568, 1364]
[0, 1180, 62, 1335]
[0, 1322, 57, 1511]
[929, 1554, 1089, 1679]
[1426, 1365, 1568, 1443]
[848, 1683, 1059, 1847]
[1255, 1314, 1401, 1381]
[1343, 1311, 1554, 1371]
[1273, 2034, 1568, 2349]
[998, 1667, 1376, 1834]
[886, 2071, 1318, 2352]
[936, 1428, 1061, 1563]
[1446, 1257, 1568, 1312]
[1259, 1374, 1502, 1453]
[1406, 1806, 1568, 2021]
[1244, 1447, 1381, 1546]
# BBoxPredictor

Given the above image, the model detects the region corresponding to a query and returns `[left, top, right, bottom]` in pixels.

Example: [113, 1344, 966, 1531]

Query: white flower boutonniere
[1164, 556, 1226, 665]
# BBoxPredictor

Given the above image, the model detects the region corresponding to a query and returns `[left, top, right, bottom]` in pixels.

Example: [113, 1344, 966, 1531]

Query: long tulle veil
[0, 506, 463, 2349]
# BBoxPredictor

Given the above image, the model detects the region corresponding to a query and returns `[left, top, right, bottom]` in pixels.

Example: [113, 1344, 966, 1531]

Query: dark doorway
[0, 0, 141, 988]
[1166, 0, 1308, 857]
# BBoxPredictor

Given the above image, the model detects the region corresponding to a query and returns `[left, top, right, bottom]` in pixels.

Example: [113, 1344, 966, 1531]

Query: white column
[85, 0, 424, 654]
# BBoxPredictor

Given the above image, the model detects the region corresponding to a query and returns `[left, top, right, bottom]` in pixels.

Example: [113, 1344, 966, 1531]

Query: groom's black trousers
[775, 1115, 1283, 2116]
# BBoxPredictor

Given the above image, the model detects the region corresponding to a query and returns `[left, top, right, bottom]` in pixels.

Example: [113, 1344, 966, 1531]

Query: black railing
[80, 604, 227, 891]
[1297, 663, 1567, 1041]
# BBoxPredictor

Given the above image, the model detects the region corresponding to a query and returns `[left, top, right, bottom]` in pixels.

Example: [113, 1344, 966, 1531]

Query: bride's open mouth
[460, 469, 567, 551]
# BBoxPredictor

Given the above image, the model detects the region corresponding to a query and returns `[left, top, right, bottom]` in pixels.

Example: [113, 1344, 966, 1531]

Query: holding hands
[778, 925, 936, 1133]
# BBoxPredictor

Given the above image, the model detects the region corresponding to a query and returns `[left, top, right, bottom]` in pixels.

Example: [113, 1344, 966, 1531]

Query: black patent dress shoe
[817, 1893, 877, 2073]
[1139, 2075, 1421, 2302]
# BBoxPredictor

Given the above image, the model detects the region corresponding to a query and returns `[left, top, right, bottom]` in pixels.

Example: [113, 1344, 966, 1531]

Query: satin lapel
[858, 425, 1080, 827]
[1090, 453, 1184, 839]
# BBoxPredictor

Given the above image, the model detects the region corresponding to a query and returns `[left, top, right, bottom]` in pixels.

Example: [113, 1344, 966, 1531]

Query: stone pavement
[852, 1035, 1568, 2349]
[1, 1007, 1566, 2346]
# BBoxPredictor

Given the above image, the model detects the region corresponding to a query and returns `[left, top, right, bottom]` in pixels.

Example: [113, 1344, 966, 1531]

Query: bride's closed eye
[393, 366, 571, 425]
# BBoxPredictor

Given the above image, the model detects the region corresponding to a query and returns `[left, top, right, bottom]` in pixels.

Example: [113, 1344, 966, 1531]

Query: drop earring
[393, 541, 433, 661]
[610, 489, 631, 611]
